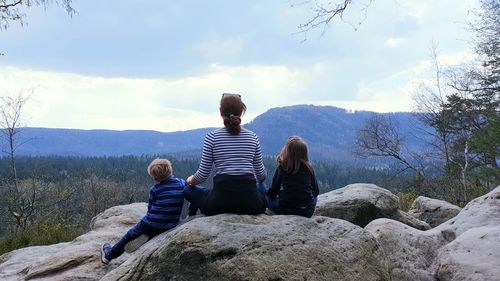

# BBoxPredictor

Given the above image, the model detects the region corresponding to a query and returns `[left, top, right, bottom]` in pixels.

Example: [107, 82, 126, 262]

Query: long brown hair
[220, 93, 247, 135]
[277, 136, 312, 174]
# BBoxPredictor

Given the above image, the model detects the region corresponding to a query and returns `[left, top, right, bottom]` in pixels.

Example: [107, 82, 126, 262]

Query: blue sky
[0, 0, 479, 131]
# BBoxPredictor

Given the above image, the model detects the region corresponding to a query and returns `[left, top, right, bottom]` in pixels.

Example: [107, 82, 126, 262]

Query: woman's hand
[186, 175, 196, 186]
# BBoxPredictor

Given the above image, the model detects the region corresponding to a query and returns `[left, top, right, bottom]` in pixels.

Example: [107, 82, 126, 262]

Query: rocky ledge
[0, 183, 498, 281]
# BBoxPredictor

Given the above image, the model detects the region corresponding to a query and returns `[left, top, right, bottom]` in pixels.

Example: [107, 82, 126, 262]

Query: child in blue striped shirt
[101, 158, 187, 264]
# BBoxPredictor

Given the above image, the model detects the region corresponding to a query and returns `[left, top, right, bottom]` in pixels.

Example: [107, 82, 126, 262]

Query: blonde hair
[147, 158, 172, 182]
[277, 136, 312, 175]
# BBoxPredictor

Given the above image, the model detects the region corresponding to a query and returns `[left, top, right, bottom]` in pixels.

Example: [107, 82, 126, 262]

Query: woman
[184, 93, 267, 215]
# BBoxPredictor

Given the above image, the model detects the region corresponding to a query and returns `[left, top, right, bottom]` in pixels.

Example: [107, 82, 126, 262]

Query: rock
[102, 215, 391, 281]
[433, 226, 500, 281]
[408, 196, 461, 227]
[1, 184, 498, 281]
[0, 203, 147, 281]
[436, 185, 500, 237]
[388, 210, 431, 230]
[365, 219, 450, 281]
[365, 185, 500, 281]
[315, 183, 430, 230]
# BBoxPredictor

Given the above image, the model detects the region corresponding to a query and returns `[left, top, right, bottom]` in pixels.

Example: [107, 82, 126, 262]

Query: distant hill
[14, 127, 213, 157]
[245, 105, 426, 162]
[8, 105, 428, 162]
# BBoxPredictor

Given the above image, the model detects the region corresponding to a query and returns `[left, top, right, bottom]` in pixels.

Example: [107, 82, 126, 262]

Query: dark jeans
[107, 220, 165, 260]
[184, 181, 268, 216]
[184, 185, 210, 216]
[267, 196, 318, 218]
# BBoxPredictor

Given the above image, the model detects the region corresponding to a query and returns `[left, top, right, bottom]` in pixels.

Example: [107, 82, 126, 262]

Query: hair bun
[220, 95, 246, 135]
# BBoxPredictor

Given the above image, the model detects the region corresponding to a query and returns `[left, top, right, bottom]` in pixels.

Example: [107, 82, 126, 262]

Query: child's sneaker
[265, 208, 276, 216]
[124, 234, 149, 253]
[101, 243, 112, 264]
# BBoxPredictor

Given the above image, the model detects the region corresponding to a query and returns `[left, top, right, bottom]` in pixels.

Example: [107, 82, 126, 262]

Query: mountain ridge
[5, 105, 427, 162]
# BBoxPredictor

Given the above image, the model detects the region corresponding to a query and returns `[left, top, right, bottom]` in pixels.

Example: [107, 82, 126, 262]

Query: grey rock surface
[315, 183, 430, 230]
[433, 226, 500, 281]
[365, 219, 449, 281]
[0, 203, 147, 281]
[388, 209, 431, 230]
[365, 185, 500, 281]
[409, 196, 461, 227]
[1, 184, 498, 281]
[436, 185, 500, 237]
[102, 215, 391, 281]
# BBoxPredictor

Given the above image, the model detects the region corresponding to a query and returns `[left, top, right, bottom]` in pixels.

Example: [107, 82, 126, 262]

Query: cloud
[326, 49, 476, 113]
[385, 37, 405, 48]
[0, 64, 344, 131]
[0, 41, 476, 131]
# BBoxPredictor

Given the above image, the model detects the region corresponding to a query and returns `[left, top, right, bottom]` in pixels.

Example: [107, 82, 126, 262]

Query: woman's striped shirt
[193, 127, 266, 183]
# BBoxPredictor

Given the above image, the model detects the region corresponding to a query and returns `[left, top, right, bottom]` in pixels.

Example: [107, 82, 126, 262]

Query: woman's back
[184, 93, 267, 216]
[212, 128, 264, 175]
[193, 127, 266, 182]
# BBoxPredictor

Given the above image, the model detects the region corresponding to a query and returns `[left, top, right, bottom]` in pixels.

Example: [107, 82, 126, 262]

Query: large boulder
[365, 185, 500, 281]
[408, 196, 461, 227]
[315, 183, 430, 230]
[0, 203, 147, 281]
[365, 219, 451, 281]
[433, 226, 500, 281]
[103, 215, 391, 281]
[436, 186, 500, 237]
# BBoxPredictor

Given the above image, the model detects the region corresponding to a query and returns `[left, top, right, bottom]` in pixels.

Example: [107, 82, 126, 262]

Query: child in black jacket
[267, 136, 319, 217]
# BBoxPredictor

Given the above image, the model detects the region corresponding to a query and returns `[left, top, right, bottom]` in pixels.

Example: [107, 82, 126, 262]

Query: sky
[0, 0, 480, 132]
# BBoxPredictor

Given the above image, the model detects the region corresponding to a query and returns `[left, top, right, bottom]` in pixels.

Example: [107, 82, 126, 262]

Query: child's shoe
[188, 203, 198, 217]
[265, 208, 276, 215]
[101, 243, 112, 264]
[124, 234, 149, 253]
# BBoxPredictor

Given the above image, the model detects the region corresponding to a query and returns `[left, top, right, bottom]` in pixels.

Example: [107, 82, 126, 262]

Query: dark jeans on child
[267, 196, 317, 218]
[106, 220, 165, 260]
[184, 174, 268, 216]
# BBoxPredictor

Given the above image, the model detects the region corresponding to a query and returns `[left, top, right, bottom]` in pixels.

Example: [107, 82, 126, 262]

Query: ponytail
[223, 114, 242, 135]
[220, 94, 246, 135]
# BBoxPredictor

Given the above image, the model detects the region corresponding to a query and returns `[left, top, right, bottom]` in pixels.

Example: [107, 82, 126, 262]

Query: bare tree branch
[292, 0, 373, 41]
[354, 113, 424, 176]
[0, 0, 74, 31]
[0, 0, 22, 9]
[0, 89, 33, 229]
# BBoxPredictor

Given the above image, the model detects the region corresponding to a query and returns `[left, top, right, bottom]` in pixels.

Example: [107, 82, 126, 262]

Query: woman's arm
[189, 132, 214, 185]
[252, 135, 267, 182]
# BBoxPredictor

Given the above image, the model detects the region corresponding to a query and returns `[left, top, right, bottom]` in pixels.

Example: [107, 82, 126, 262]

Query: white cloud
[0, 42, 476, 131]
[0, 64, 339, 131]
[385, 37, 405, 48]
[324, 49, 476, 113]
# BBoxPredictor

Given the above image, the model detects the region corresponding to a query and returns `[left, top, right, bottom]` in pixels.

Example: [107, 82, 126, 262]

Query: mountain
[14, 127, 213, 157]
[9, 105, 428, 162]
[245, 105, 426, 161]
